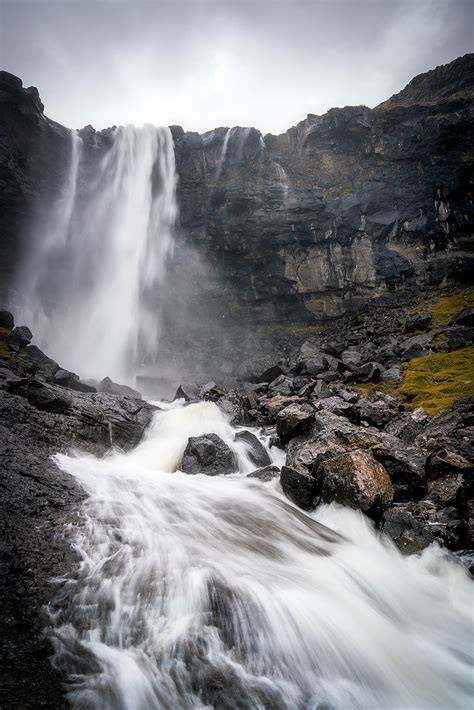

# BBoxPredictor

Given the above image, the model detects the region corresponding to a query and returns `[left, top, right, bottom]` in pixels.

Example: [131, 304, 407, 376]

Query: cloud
[1, 0, 472, 134]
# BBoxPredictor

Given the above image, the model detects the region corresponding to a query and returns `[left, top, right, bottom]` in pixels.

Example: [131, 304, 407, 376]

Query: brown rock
[320, 449, 393, 513]
[276, 401, 315, 443]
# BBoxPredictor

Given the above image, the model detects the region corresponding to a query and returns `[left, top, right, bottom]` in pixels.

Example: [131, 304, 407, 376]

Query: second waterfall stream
[49, 400, 472, 710]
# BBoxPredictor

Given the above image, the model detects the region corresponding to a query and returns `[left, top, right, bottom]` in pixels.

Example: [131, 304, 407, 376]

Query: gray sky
[1, 0, 472, 134]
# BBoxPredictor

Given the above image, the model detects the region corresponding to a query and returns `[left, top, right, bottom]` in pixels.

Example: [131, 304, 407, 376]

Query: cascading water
[16, 124, 177, 385]
[50, 401, 473, 710]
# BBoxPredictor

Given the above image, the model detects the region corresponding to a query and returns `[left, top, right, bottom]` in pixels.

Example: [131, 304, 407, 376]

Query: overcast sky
[1, 0, 472, 134]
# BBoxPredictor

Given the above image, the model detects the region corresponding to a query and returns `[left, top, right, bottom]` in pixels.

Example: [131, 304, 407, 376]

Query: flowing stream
[50, 401, 472, 710]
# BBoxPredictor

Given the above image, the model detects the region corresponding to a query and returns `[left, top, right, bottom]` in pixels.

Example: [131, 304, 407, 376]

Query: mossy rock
[431, 289, 474, 328]
[400, 346, 474, 416]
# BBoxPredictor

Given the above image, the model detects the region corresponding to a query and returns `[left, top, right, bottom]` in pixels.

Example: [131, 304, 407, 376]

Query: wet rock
[280, 465, 320, 510]
[247, 464, 280, 481]
[371, 440, 427, 501]
[404, 313, 432, 333]
[181, 433, 238, 476]
[451, 305, 474, 328]
[7, 325, 32, 350]
[251, 364, 285, 384]
[320, 449, 393, 514]
[354, 397, 396, 429]
[98, 376, 142, 399]
[427, 474, 466, 508]
[263, 394, 302, 418]
[234, 430, 271, 467]
[318, 395, 354, 418]
[426, 447, 473, 479]
[174, 383, 201, 401]
[0, 310, 14, 330]
[385, 408, 428, 444]
[23, 344, 59, 380]
[54, 369, 96, 393]
[382, 501, 466, 552]
[276, 401, 315, 444]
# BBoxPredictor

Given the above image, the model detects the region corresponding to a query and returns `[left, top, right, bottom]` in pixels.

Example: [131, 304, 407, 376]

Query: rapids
[50, 401, 473, 710]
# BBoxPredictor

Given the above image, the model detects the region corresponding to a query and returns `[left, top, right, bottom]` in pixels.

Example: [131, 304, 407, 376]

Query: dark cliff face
[0, 55, 473, 377]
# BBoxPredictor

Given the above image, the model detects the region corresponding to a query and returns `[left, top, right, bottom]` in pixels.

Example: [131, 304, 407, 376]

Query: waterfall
[215, 127, 232, 178]
[16, 125, 177, 385]
[50, 401, 472, 710]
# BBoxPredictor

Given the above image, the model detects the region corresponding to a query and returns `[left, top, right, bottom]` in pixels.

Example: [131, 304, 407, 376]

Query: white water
[51, 401, 473, 710]
[16, 125, 177, 385]
[215, 127, 233, 178]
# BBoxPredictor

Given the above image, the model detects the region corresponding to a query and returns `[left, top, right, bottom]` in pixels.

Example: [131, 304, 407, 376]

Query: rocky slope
[1, 55, 473, 381]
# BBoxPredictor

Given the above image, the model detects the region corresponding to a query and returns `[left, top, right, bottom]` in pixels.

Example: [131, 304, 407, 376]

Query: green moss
[431, 289, 474, 328]
[400, 346, 474, 416]
[353, 381, 401, 398]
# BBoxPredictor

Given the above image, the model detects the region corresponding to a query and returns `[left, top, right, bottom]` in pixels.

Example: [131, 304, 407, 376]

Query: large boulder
[280, 465, 320, 510]
[234, 430, 271, 467]
[0, 310, 14, 330]
[276, 401, 315, 444]
[404, 313, 432, 333]
[54, 369, 96, 393]
[181, 433, 238, 476]
[320, 449, 393, 514]
[7, 325, 32, 350]
[98, 376, 141, 400]
[451, 305, 474, 328]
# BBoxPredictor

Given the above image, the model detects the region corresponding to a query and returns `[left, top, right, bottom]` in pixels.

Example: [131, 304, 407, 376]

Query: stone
[399, 334, 432, 361]
[263, 394, 301, 418]
[451, 305, 474, 328]
[301, 356, 326, 376]
[234, 430, 271, 467]
[268, 374, 293, 395]
[354, 398, 395, 429]
[280, 466, 320, 510]
[318, 395, 354, 417]
[247, 464, 280, 481]
[380, 365, 400, 382]
[54, 369, 96, 394]
[320, 449, 393, 514]
[371, 441, 427, 501]
[98, 376, 142, 400]
[276, 401, 315, 444]
[426, 448, 473, 479]
[7, 325, 32, 349]
[0, 310, 14, 330]
[426, 474, 466, 508]
[351, 361, 383, 383]
[181, 433, 238, 476]
[404, 313, 432, 333]
[174, 383, 201, 401]
[341, 347, 364, 367]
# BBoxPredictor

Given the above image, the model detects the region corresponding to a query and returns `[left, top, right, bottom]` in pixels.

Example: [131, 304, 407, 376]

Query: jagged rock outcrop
[1, 56, 473, 380]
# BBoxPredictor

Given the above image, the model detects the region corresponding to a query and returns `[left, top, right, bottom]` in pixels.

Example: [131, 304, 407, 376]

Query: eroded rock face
[181, 433, 238, 476]
[1, 56, 473, 379]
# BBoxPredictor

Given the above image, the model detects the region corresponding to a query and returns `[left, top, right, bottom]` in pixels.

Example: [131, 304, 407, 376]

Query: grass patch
[353, 381, 401, 398]
[431, 289, 474, 328]
[400, 346, 474, 416]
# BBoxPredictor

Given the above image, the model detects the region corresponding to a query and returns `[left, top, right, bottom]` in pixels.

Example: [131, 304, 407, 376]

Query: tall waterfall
[50, 401, 472, 710]
[17, 125, 177, 385]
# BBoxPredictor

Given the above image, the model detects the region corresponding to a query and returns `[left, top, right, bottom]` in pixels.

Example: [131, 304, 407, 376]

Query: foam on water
[49, 401, 473, 709]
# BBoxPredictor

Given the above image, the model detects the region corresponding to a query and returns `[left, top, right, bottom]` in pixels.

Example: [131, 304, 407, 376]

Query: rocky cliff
[0, 55, 473, 380]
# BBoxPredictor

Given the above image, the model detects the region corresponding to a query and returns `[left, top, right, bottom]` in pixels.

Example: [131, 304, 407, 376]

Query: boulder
[0, 310, 14, 330]
[399, 334, 432, 361]
[181, 433, 238, 476]
[451, 305, 474, 328]
[382, 501, 467, 553]
[300, 356, 326, 376]
[247, 464, 280, 481]
[425, 448, 473, 479]
[380, 365, 401, 382]
[427, 474, 466, 508]
[54, 369, 96, 393]
[174, 383, 200, 401]
[320, 449, 393, 514]
[404, 313, 432, 333]
[276, 401, 315, 444]
[234, 430, 271, 467]
[354, 397, 396, 429]
[350, 361, 383, 383]
[280, 466, 320, 510]
[341, 347, 364, 367]
[318, 395, 354, 418]
[7, 325, 32, 350]
[371, 440, 427, 501]
[98, 376, 142, 400]
[268, 374, 293, 395]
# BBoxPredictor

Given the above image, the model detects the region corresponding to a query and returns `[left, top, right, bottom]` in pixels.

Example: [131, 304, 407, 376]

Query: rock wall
[0, 55, 473, 380]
